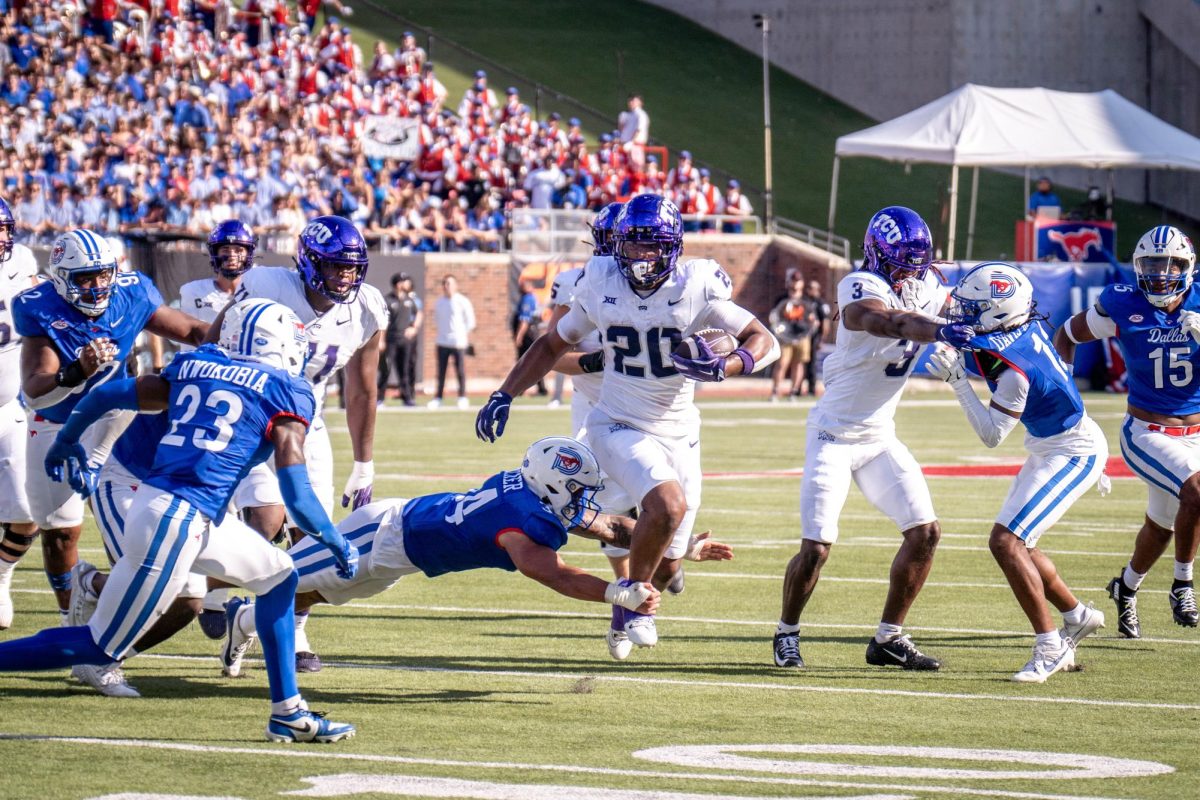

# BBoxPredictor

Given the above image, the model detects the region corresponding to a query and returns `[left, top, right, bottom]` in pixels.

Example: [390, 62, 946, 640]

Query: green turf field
[1, 392, 1197, 800]
[347, 0, 1191, 260]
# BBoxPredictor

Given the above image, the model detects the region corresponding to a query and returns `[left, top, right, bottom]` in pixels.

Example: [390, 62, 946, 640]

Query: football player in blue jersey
[11, 229, 208, 694]
[1055, 225, 1200, 637]
[0, 299, 358, 742]
[216, 436, 733, 678]
[928, 263, 1108, 683]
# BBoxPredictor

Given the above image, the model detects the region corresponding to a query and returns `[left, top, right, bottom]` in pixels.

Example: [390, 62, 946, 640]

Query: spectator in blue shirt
[1028, 176, 1062, 217]
[512, 277, 547, 396]
[9, 31, 36, 70]
[1, 73, 29, 106]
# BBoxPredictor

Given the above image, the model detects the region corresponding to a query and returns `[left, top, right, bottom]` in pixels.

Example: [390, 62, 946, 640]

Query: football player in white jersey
[773, 206, 974, 671]
[208, 215, 388, 671]
[0, 197, 42, 629]
[478, 194, 780, 653]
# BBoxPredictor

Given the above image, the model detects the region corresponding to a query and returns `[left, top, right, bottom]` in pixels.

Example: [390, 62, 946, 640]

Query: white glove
[604, 580, 653, 611]
[1180, 310, 1200, 343]
[924, 346, 966, 384]
[341, 460, 374, 509]
[898, 277, 924, 312]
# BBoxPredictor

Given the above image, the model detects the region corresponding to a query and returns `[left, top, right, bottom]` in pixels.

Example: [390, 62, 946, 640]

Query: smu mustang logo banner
[1036, 220, 1116, 263]
[989, 273, 1017, 298]
[552, 447, 583, 475]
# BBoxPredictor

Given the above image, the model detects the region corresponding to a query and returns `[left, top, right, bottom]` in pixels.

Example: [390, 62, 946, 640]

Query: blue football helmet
[863, 206, 934, 291]
[207, 219, 257, 279]
[590, 201, 623, 256]
[296, 215, 368, 304]
[0, 196, 13, 263]
[612, 194, 683, 291]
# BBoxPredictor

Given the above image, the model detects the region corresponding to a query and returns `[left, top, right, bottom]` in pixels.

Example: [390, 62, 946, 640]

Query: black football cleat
[865, 634, 941, 671]
[773, 631, 804, 668]
[1169, 581, 1198, 628]
[296, 651, 323, 673]
[1107, 576, 1141, 638]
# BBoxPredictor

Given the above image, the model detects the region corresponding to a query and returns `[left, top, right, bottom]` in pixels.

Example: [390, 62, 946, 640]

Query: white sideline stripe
[741, 539, 1136, 558]
[137, 645, 1200, 713]
[2, 736, 1138, 800]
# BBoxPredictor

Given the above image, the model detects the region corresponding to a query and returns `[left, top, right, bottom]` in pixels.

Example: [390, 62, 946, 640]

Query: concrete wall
[644, 0, 1200, 218]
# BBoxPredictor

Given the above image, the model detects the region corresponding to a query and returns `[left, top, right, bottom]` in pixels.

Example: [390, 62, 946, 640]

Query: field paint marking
[633, 744, 1172, 781]
[287, 773, 909, 800]
[5, 737, 1139, 800]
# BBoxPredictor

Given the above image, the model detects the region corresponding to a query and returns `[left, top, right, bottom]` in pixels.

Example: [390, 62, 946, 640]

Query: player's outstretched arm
[271, 418, 359, 580]
[844, 299, 972, 347]
[146, 306, 210, 347]
[341, 331, 381, 508]
[499, 530, 659, 614]
[925, 348, 1021, 448]
[1053, 302, 1111, 364]
[477, 327, 575, 443]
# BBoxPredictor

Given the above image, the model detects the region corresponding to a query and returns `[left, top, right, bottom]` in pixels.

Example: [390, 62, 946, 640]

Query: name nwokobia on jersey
[556, 255, 756, 437]
[816, 270, 948, 442]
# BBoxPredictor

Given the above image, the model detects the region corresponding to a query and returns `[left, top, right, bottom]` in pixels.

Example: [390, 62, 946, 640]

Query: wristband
[55, 360, 88, 388]
[731, 347, 755, 375]
[578, 349, 604, 374]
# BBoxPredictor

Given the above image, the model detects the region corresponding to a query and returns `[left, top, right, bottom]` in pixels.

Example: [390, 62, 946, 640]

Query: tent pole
[947, 165, 959, 261]
[966, 166, 979, 260]
[827, 156, 840, 247]
[1106, 169, 1114, 221]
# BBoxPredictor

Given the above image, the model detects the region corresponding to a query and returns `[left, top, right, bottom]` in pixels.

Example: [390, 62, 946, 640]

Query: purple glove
[670, 335, 727, 382]
[936, 323, 976, 350]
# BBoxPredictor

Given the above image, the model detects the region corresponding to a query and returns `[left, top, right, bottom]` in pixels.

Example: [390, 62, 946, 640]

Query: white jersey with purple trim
[556, 255, 737, 437]
[550, 266, 603, 405]
[814, 269, 947, 442]
[236, 266, 388, 417]
[0, 244, 40, 407]
[177, 278, 235, 354]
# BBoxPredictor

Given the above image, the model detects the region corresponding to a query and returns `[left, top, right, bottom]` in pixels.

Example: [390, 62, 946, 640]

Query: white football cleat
[606, 628, 633, 660]
[222, 597, 257, 678]
[72, 663, 141, 697]
[0, 563, 14, 629]
[624, 613, 658, 647]
[1012, 640, 1075, 684]
[67, 560, 101, 627]
[1060, 603, 1105, 646]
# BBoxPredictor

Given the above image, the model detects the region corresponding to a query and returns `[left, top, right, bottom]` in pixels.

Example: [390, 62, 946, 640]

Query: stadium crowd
[0, 1, 755, 255]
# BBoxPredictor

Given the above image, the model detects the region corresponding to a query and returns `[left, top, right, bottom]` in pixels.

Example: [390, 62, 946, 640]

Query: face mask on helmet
[297, 217, 368, 304]
[0, 220, 13, 264]
[65, 266, 117, 317]
[1135, 256, 1192, 306]
[590, 202, 622, 256]
[212, 244, 252, 279]
[616, 238, 677, 290]
[521, 437, 604, 528]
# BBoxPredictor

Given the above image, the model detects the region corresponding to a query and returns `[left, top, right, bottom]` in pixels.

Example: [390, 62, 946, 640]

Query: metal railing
[771, 216, 852, 261]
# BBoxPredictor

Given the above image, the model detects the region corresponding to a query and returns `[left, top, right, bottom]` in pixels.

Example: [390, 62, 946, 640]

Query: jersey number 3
[884, 339, 921, 377]
[160, 385, 245, 453]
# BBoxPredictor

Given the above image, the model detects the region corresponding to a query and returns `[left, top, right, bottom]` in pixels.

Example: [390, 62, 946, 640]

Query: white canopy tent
[829, 84, 1200, 259]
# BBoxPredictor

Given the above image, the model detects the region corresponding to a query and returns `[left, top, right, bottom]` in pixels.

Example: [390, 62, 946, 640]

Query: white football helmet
[950, 262, 1034, 333]
[521, 436, 604, 528]
[218, 299, 308, 377]
[1133, 225, 1196, 308]
[48, 229, 118, 317]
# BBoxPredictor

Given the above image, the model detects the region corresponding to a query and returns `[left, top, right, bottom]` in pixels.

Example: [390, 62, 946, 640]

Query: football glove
[341, 460, 374, 509]
[1180, 310, 1200, 343]
[44, 438, 95, 496]
[925, 346, 966, 384]
[898, 277, 924, 312]
[475, 390, 512, 443]
[935, 323, 975, 349]
[604, 579, 658, 613]
[670, 335, 726, 382]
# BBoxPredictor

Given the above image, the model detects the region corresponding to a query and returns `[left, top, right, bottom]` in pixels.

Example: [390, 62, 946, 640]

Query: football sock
[202, 587, 230, 613]
[874, 622, 902, 643]
[58, 609, 69, 624]
[271, 696, 305, 718]
[255, 570, 299, 704]
[236, 603, 257, 638]
[1035, 630, 1063, 651]
[1173, 561, 1194, 582]
[0, 558, 14, 574]
[1122, 563, 1146, 592]
[776, 621, 800, 635]
[294, 608, 312, 652]
[610, 605, 624, 631]
[0, 625, 110, 670]
[1062, 603, 1087, 625]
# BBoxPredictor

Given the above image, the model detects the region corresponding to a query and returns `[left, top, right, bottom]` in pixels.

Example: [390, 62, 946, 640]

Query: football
[675, 328, 739, 361]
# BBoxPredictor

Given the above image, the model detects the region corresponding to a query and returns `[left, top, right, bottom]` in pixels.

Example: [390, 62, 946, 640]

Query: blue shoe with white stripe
[266, 709, 356, 743]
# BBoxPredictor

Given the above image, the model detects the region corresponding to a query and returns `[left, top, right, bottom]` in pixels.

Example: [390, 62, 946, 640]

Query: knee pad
[0, 525, 36, 559]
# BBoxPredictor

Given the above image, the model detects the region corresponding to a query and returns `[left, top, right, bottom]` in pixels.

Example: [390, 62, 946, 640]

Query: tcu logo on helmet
[989, 272, 1017, 298]
[303, 222, 334, 243]
[552, 447, 583, 476]
[875, 214, 902, 245]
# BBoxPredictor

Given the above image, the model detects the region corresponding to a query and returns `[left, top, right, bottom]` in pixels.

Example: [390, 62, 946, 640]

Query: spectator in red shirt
[89, 0, 118, 45]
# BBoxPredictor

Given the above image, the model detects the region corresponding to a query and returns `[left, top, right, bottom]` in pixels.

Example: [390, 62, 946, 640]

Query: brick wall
[412, 237, 851, 390]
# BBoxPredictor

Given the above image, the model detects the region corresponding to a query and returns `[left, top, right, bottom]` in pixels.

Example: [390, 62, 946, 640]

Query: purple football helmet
[207, 219, 257, 279]
[590, 201, 623, 256]
[0, 197, 13, 263]
[296, 215, 369, 304]
[612, 194, 683, 291]
[862, 206, 933, 291]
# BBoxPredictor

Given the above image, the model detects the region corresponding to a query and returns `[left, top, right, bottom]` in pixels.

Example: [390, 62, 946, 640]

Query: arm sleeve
[59, 378, 141, 444]
[556, 297, 596, 344]
[950, 370, 1025, 448]
[276, 463, 341, 542]
[1086, 304, 1118, 339]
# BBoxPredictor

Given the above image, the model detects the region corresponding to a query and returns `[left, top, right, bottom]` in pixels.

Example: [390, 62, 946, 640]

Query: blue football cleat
[266, 709, 356, 743]
[198, 608, 227, 640]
